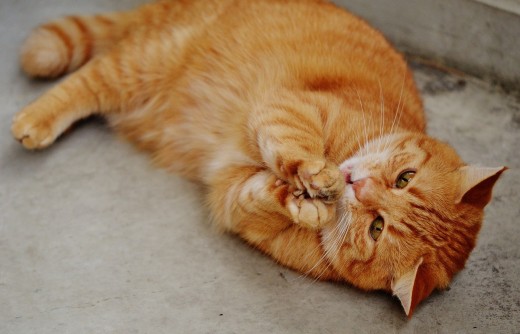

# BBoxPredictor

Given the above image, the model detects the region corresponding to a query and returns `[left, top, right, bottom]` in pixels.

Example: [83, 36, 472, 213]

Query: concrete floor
[1, 1, 519, 333]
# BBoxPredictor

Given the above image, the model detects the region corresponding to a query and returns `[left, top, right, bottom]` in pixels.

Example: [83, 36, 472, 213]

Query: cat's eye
[395, 170, 416, 189]
[369, 216, 384, 241]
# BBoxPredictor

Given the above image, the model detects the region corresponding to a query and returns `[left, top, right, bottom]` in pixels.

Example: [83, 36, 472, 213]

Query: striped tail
[20, 12, 133, 78]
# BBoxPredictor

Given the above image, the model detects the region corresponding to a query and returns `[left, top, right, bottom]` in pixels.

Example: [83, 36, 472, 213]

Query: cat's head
[324, 132, 505, 317]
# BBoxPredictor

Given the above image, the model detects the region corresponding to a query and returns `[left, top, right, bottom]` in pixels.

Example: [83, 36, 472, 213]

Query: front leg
[11, 56, 121, 149]
[208, 166, 336, 234]
[207, 166, 339, 279]
[250, 93, 345, 202]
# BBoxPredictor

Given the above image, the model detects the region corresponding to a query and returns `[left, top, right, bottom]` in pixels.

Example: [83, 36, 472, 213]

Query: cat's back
[182, 0, 403, 84]
[172, 0, 423, 126]
[118, 0, 424, 180]
[163, 0, 423, 123]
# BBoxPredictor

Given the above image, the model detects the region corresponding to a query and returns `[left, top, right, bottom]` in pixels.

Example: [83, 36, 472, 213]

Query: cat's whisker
[353, 123, 365, 156]
[317, 209, 348, 264]
[365, 112, 375, 157]
[312, 208, 352, 282]
[298, 207, 347, 283]
[318, 212, 353, 281]
[385, 73, 408, 153]
[354, 87, 369, 157]
[329, 213, 351, 264]
[377, 78, 385, 155]
[295, 208, 346, 282]
[384, 71, 406, 152]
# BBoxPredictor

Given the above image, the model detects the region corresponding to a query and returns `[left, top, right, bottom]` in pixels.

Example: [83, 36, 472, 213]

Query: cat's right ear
[456, 166, 507, 207]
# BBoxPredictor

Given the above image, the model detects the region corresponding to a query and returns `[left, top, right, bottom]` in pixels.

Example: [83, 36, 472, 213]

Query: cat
[11, 0, 506, 317]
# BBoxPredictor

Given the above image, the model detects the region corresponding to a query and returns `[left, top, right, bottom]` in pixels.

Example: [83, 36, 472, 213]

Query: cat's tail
[20, 12, 134, 78]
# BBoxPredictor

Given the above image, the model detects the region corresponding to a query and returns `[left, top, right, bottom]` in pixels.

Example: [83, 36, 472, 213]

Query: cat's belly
[107, 94, 258, 182]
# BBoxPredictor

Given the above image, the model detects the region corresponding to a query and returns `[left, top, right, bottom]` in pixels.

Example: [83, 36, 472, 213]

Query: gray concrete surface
[1, 1, 519, 333]
[476, 0, 520, 15]
[334, 0, 520, 89]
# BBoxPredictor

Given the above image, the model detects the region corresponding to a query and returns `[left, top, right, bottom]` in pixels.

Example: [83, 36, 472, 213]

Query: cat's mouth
[340, 170, 359, 207]
[344, 170, 353, 184]
[339, 157, 361, 184]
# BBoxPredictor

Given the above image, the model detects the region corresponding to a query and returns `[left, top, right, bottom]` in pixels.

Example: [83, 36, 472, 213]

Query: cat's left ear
[456, 166, 507, 207]
[391, 258, 437, 318]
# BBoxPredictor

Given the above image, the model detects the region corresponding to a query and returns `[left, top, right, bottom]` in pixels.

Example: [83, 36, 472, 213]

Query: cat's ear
[391, 258, 436, 318]
[456, 166, 507, 207]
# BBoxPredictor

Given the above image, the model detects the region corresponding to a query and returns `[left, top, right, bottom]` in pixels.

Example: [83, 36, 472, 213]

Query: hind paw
[285, 188, 336, 229]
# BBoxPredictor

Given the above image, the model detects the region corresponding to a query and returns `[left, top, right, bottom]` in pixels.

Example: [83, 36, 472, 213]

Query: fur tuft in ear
[391, 258, 437, 318]
[456, 166, 507, 207]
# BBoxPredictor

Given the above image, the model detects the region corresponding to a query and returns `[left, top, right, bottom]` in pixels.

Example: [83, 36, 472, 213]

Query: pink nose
[351, 178, 372, 203]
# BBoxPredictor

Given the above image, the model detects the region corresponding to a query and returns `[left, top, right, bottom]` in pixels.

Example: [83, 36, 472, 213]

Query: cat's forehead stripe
[407, 187, 428, 202]
[386, 224, 406, 238]
[392, 138, 433, 167]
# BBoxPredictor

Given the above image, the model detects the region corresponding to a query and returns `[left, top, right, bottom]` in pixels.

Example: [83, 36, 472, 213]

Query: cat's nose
[351, 177, 373, 203]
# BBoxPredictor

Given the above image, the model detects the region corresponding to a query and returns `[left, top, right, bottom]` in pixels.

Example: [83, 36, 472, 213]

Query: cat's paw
[284, 160, 345, 202]
[11, 107, 57, 149]
[286, 189, 336, 229]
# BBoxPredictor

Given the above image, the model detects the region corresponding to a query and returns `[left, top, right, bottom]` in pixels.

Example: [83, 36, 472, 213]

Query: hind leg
[13, 2, 194, 149]
[206, 166, 338, 278]
[208, 166, 338, 232]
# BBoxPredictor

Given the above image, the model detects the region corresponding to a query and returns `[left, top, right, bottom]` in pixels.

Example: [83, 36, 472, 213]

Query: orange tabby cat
[12, 0, 505, 317]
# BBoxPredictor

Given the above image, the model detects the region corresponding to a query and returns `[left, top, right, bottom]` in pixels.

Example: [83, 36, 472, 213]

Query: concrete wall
[333, 0, 520, 89]
[476, 0, 520, 15]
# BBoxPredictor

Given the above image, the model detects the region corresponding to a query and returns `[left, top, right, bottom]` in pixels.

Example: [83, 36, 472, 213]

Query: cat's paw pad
[295, 160, 345, 202]
[11, 110, 56, 149]
[286, 191, 335, 229]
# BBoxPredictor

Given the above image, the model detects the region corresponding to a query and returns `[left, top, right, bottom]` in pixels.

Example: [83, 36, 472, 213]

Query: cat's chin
[342, 184, 357, 205]
[337, 159, 362, 209]
[336, 183, 357, 217]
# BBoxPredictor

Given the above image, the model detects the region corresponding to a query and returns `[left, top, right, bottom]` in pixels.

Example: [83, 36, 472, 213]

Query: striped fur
[11, 0, 505, 317]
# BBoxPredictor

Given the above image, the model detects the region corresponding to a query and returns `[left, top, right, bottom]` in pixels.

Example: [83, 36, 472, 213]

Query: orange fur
[12, 0, 505, 317]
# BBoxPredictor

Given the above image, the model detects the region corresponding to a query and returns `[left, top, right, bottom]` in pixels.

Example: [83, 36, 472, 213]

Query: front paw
[11, 107, 57, 149]
[283, 159, 345, 202]
[285, 189, 336, 230]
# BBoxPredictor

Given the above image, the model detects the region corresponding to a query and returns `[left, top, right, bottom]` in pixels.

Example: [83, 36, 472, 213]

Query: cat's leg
[12, 56, 123, 149]
[207, 166, 339, 279]
[249, 93, 345, 203]
[13, 1, 203, 149]
[208, 165, 337, 236]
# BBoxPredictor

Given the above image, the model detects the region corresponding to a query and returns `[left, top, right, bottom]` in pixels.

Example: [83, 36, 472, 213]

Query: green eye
[395, 170, 416, 189]
[369, 216, 384, 241]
